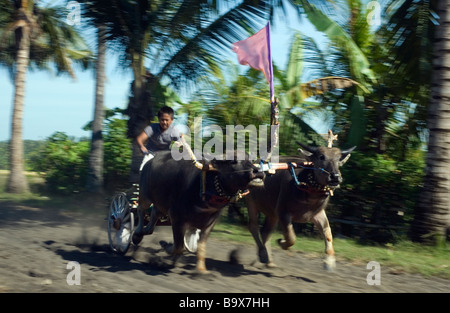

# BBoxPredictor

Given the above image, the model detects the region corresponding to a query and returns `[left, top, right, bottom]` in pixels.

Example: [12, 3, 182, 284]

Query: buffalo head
[209, 153, 265, 193]
[297, 142, 355, 187]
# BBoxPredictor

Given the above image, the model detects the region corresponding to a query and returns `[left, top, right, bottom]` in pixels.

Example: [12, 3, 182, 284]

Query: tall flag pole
[232, 22, 279, 161]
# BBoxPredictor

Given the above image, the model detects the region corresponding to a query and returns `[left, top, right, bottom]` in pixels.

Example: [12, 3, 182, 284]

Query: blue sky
[0, 2, 327, 141]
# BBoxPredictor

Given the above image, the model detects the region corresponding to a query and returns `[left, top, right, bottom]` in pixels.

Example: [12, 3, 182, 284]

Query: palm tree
[85, 24, 107, 193]
[0, 0, 92, 193]
[412, 0, 450, 243]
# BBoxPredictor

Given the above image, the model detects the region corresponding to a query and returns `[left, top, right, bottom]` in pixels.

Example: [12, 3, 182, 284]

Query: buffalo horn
[339, 146, 356, 166]
[180, 135, 217, 171]
[341, 146, 356, 155]
[339, 154, 351, 166]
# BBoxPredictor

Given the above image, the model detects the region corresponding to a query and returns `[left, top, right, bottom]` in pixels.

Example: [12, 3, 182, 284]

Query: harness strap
[288, 162, 301, 186]
[287, 162, 334, 196]
[201, 175, 250, 207]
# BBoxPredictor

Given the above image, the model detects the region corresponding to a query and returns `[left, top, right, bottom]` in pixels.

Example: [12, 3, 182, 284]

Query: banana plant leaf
[294, 0, 376, 88]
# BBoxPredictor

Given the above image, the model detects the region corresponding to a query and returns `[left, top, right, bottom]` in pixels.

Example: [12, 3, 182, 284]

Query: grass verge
[212, 220, 450, 279]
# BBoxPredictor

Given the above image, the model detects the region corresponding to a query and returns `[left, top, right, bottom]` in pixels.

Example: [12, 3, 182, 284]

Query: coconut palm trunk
[127, 51, 148, 184]
[7, 25, 30, 193]
[86, 25, 107, 193]
[412, 0, 450, 243]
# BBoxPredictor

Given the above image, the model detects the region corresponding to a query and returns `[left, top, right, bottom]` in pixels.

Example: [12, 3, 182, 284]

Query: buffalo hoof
[323, 255, 336, 272]
[266, 262, 277, 268]
[160, 240, 174, 254]
[171, 253, 182, 267]
[132, 233, 143, 245]
[195, 268, 211, 275]
[258, 248, 269, 264]
[277, 238, 291, 250]
[143, 224, 154, 235]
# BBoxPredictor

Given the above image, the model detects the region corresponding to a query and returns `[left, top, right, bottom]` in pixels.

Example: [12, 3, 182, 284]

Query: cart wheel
[184, 227, 201, 253]
[107, 192, 134, 255]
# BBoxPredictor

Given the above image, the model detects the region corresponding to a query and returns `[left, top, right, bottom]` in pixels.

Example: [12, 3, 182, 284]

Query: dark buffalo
[133, 150, 265, 273]
[245, 142, 355, 270]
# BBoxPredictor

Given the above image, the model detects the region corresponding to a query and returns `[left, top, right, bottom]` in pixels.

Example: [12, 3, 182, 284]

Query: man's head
[158, 106, 175, 131]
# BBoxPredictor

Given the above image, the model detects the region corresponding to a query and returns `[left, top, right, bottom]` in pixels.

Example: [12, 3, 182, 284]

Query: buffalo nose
[252, 167, 265, 179]
[330, 173, 342, 183]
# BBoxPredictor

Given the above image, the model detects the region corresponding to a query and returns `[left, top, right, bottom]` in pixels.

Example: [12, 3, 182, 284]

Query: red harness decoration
[288, 162, 334, 196]
[296, 183, 332, 196]
[203, 189, 251, 207]
[207, 194, 231, 207]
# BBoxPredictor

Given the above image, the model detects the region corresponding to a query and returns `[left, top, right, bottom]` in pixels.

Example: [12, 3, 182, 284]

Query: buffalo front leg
[143, 204, 160, 235]
[196, 235, 208, 273]
[312, 210, 336, 271]
[196, 218, 219, 273]
[167, 218, 186, 261]
[247, 201, 270, 264]
[278, 212, 296, 250]
[260, 216, 278, 267]
[132, 199, 151, 245]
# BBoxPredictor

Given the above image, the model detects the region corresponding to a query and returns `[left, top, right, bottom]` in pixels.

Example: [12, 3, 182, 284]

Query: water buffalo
[245, 142, 355, 270]
[132, 150, 265, 273]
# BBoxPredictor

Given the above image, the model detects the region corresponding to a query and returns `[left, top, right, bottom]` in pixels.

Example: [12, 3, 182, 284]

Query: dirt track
[0, 201, 448, 294]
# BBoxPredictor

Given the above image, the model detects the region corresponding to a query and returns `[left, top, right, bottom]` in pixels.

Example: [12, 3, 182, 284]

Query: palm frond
[287, 76, 368, 102]
[33, 3, 93, 77]
[376, 0, 435, 105]
[156, 0, 272, 89]
[285, 32, 303, 88]
[300, 33, 332, 79]
[279, 110, 326, 154]
[294, 0, 377, 88]
[0, 0, 93, 77]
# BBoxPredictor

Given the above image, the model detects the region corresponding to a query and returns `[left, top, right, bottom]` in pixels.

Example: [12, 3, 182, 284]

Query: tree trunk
[128, 53, 148, 184]
[412, 0, 450, 243]
[86, 25, 107, 193]
[7, 26, 30, 194]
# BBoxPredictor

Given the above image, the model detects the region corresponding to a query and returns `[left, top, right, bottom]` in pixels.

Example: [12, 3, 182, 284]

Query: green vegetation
[0, 110, 132, 195]
[212, 220, 450, 279]
[0, 140, 46, 171]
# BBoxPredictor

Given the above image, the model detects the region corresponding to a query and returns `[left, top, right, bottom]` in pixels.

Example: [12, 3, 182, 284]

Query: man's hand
[140, 146, 149, 155]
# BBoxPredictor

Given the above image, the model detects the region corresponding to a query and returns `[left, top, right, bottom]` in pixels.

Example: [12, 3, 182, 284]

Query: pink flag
[232, 22, 274, 102]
